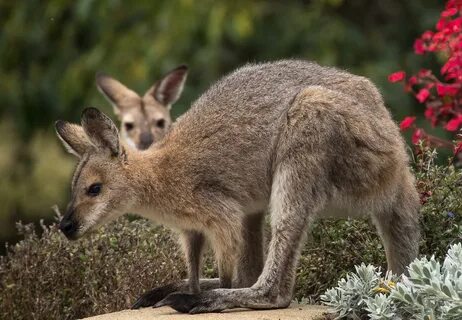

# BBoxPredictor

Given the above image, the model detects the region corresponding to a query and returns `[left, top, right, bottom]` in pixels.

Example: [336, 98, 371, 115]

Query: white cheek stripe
[78, 202, 107, 234]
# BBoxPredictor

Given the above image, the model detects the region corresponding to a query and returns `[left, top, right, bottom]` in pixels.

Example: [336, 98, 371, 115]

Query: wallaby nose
[139, 132, 154, 150]
[59, 219, 78, 240]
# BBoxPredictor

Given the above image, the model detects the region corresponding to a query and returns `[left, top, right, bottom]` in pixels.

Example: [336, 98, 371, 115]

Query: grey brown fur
[56, 60, 420, 314]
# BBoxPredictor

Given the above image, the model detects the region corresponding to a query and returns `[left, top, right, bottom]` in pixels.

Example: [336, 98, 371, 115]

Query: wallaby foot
[155, 287, 290, 314]
[131, 278, 221, 309]
[132, 282, 178, 309]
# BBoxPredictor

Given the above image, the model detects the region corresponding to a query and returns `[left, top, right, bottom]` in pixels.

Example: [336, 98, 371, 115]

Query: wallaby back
[157, 60, 406, 208]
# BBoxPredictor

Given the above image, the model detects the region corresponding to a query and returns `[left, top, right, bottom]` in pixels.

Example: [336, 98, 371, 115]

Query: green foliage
[0, 125, 73, 242]
[321, 243, 462, 320]
[0, 0, 444, 248]
[414, 147, 462, 259]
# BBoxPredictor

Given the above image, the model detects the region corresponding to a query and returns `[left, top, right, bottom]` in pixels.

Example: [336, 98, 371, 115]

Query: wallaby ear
[55, 121, 92, 158]
[95, 72, 139, 114]
[81, 107, 120, 156]
[146, 65, 188, 108]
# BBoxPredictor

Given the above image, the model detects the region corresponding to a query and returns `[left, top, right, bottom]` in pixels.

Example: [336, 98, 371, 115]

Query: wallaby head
[55, 108, 132, 240]
[96, 65, 188, 150]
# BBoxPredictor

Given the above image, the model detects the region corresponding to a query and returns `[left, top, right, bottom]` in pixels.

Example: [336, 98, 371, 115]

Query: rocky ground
[82, 304, 329, 320]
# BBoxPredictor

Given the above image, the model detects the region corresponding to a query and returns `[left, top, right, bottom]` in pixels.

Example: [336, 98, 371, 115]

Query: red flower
[412, 128, 424, 144]
[424, 108, 434, 119]
[422, 30, 434, 40]
[388, 71, 406, 83]
[400, 116, 416, 131]
[436, 18, 447, 31]
[432, 31, 446, 42]
[447, 17, 462, 32]
[408, 76, 418, 86]
[415, 88, 430, 103]
[442, 7, 458, 17]
[441, 57, 458, 75]
[437, 83, 460, 96]
[445, 115, 462, 131]
[414, 39, 426, 54]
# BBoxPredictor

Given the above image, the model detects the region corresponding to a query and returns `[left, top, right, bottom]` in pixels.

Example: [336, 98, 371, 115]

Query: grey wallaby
[55, 60, 420, 314]
[96, 65, 188, 150]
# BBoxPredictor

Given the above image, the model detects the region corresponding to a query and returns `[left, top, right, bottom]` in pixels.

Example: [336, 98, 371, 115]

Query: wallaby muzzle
[139, 131, 154, 150]
[59, 208, 79, 240]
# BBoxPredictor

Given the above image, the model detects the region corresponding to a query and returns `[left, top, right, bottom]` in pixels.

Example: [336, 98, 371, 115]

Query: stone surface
[82, 304, 329, 320]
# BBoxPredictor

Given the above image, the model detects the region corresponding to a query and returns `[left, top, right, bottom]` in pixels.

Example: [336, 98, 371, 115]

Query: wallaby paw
[155, 292, 225, 314]
[131, 283, 177, 309]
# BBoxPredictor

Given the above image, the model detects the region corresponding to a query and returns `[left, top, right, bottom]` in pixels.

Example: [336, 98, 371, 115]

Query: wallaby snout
[59, 213, 79, 240]
[139, 131, 154, 150]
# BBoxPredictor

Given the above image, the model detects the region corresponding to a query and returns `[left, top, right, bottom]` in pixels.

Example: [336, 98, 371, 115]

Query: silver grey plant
[321, 243, 462, 320]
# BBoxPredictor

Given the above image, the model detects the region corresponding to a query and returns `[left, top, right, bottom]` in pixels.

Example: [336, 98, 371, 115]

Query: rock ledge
[82, 304, 328, 320]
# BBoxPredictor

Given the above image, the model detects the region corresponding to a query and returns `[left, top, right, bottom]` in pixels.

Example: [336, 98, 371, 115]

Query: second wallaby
[55, 60, 420, 314]
[96, 65, 188, 150]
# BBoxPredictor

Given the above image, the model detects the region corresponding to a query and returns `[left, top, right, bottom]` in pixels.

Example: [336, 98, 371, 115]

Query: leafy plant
[321, 264, 397, 319]
[321, 243, 462, 319]
[414, 145, 462, 259]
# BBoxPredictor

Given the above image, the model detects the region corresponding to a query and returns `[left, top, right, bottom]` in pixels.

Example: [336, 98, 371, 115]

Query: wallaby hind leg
[371, 176, 420, 275]
[234, 212, 265, 288]
[132, 230, 205, 309]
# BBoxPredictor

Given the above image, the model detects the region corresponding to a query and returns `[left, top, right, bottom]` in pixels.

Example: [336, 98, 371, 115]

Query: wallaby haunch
[55, 60, 420, 314]
[96, 65, 188, 150]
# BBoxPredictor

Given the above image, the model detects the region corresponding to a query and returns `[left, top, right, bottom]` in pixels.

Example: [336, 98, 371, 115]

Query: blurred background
[0, 0, 445, 251]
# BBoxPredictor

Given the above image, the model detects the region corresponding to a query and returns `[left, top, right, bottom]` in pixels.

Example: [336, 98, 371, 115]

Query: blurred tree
[0, 0, 443, 248]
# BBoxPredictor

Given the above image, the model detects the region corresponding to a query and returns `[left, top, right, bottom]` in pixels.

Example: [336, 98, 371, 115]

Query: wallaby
[55, 60, 420, 314]
[96, 65, 188, 150]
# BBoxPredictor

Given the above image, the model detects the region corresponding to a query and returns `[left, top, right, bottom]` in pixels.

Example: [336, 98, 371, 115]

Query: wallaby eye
[156, 119, 166, 128]
[125, 122, 134, 131]
[87, 183, 102, 197]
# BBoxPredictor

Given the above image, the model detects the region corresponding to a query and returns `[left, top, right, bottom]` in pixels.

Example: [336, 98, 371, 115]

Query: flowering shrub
[321, 243, 462, 320]
[389, 0, 462, 152]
